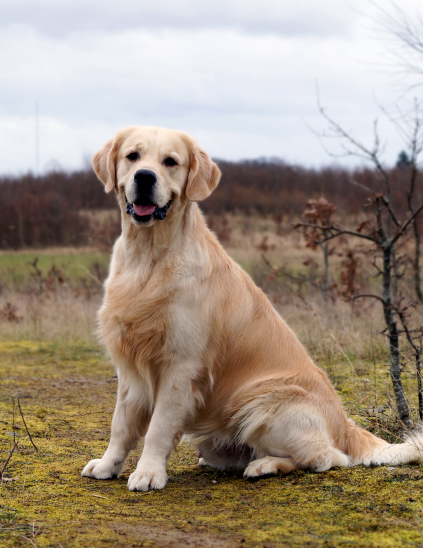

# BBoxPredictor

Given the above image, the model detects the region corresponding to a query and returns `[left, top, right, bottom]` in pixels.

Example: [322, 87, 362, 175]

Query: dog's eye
[126, 152, 139, 161]
[164, 157, 178, 167]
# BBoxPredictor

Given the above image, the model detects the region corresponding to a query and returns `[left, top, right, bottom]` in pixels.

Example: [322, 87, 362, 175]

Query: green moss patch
[0, 250, 110, 289]
[1, 343, 423, 547]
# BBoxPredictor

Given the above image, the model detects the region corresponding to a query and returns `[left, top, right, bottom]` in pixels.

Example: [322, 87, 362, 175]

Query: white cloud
[0, 0, 422, 173]
[1, 0, 359, 37]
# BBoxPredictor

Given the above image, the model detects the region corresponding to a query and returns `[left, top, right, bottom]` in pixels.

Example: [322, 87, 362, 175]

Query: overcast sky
[1, 0, 422, 174]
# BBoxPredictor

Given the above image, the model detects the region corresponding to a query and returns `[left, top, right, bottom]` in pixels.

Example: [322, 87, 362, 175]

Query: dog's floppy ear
[186, 146, 221, 202]
[92, 138, 120, 193]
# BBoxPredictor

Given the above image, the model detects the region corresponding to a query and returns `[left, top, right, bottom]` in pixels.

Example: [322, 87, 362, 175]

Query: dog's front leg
[127, 374, 192, 491]
[82, 380, 150, 480]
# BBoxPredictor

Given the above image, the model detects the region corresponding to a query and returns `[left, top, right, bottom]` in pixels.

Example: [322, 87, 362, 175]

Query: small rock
[211, 480, 217, 484]
[388, 467, 395, 471]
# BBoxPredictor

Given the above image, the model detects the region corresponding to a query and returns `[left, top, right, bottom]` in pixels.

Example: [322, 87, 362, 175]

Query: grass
[0, 248, 110, 289]
[1, 220, 423, 546]
[0, 248, 106, 342]
[2, 342, 423, 548]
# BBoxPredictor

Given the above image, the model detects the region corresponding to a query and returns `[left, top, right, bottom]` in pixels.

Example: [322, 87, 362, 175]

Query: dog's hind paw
[244, 456, 297, 478]
[127, 465, 168, 491]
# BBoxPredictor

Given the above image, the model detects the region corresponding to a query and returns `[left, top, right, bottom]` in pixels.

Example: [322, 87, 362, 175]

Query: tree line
[0, 159, 420, 248]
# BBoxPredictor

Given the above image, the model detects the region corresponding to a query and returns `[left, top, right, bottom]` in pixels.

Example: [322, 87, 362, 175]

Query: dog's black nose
[134, 169, 157, 186]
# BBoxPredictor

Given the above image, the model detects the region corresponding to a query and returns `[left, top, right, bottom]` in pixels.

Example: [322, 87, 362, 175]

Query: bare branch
[292, 222, 375, 243]
[349, 293, 385, 304]
[17, 399, 39, 452]
[315, 96, 393, 202]
[391, 201, 423, 245]
[369, 0, 423, 85]
[351, 179, 374, 194]
[1, 442, 18, 479]
[381, 195, 401, 227]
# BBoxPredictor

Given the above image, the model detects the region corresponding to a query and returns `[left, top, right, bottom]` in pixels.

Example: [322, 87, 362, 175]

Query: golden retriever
[82, 126, 423, 491]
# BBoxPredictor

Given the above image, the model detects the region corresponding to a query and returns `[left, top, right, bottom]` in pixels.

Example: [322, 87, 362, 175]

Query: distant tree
[396, 150, 411, 168]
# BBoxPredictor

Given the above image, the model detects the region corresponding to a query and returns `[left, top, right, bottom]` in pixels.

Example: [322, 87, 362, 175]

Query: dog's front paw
[81, 458, 123, 480]
[127, 465, 168, 491]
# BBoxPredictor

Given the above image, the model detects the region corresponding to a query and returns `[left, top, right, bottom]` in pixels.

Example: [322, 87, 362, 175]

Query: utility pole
[35, 102, 40, 176]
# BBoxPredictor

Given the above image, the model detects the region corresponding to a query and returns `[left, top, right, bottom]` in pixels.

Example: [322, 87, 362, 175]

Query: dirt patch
[114, 522, 242, 547]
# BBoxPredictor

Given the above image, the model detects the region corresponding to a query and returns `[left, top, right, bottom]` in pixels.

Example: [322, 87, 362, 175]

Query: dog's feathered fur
[82, 126, 423, 491]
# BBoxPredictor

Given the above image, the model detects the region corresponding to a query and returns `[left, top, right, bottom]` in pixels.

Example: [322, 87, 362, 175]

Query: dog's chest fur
[98, 236, 210, 387]
[99, 269, 171, 374]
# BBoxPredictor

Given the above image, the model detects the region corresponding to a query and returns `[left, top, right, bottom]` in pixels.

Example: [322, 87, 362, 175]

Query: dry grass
[0, 220, 373, 347]
[1, 214, 423, 547]
[0, 288, 101, 343]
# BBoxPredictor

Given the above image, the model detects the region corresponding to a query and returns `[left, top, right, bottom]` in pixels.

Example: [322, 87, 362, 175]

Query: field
[1, 217, 423, 548]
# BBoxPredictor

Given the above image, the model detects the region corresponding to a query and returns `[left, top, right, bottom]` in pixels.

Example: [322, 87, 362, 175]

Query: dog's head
[93, 126, 221, 226]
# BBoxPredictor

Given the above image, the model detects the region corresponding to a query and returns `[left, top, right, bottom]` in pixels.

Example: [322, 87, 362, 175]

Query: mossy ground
[1, 342, 423, 548]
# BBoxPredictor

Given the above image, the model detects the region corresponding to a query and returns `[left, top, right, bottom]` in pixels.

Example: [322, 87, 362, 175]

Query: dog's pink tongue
[133, 204, 156, 216]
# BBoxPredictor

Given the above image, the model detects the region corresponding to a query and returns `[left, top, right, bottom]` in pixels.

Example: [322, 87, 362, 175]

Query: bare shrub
[206, 214, 232, 243]
[0, 302, 22, 323]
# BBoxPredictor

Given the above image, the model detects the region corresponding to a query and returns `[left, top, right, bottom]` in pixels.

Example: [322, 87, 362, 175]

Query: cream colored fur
[82, 126, 423, 491]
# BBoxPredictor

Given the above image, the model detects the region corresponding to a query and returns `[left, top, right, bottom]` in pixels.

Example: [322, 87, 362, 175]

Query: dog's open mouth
[125, 197, 172, 223]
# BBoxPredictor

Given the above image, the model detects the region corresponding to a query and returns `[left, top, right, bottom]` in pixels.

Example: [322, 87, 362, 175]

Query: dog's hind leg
[244, 445, 349, 478]
[197, 439, 254, 470]
[235, 392, 351, 479]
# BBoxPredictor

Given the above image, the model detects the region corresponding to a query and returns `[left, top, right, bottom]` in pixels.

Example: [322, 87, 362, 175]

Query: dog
[82, 126, 423, 491]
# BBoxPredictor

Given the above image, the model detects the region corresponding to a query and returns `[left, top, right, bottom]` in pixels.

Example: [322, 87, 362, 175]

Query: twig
[13, 398, 15, 444]
[381, 195, 401, 227]
[329, 334, 355, 373]
[18, 535, 39, 548]
[260, 254, 313, 309]
[77, 265, 103, 287]
[349, 293, 385, 304]
[292, 221, 375, 243]
[17, 399, 39, 452]
[1, 442, 18, 479]
[261, 253, 273, 270]
[392, 201, 423, 245]
[351, 179, 374, 194]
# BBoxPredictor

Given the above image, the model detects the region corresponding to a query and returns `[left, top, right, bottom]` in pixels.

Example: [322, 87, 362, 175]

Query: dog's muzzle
[125, 196, 172, 224]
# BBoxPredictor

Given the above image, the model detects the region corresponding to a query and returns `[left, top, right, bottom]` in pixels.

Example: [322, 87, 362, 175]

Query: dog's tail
[346, 422, 423, 466]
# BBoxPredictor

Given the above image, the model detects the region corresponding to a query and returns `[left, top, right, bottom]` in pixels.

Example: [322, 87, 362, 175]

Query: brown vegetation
[1, 162, 422, 249]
